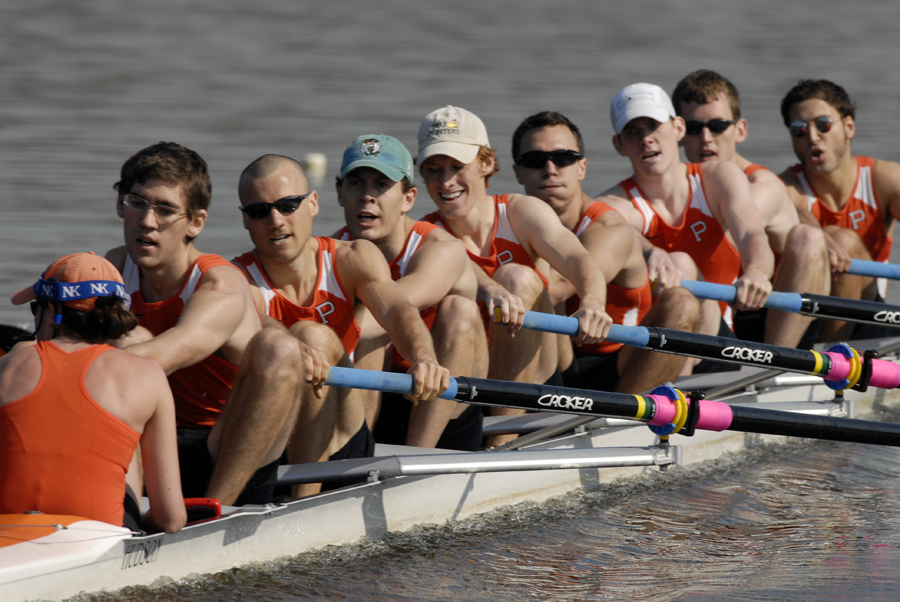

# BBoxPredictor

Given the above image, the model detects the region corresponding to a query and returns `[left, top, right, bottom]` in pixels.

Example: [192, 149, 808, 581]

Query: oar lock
[647, 385, 703, 440]
[824, 344, 876, 393]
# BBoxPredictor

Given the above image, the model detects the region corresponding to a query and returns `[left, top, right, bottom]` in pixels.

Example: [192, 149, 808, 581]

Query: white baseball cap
[417, 105, 490, 165]
[609, 83, 677, 134]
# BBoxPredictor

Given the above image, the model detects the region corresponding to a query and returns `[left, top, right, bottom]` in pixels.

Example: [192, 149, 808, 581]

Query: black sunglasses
[789, 116, 833, 138]
[515, 150, 584, 169]
[684, 119, 738, 136]
[239, 194, 310, 220]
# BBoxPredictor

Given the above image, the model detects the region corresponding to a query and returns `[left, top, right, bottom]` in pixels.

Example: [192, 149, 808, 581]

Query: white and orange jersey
[423, 194, 549, 289]
[790, 156, 892, 296]
[233, 237, 361, 356]
[124, 253, 239, 428]
[336, 221, 442, 280]
[621, 163, 741, 328]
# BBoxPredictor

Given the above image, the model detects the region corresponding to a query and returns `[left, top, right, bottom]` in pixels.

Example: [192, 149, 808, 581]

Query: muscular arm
[338, 240, 448, 400]
[781, 168, 851, 271]
[123, 266, 259, 373]
[704, 161, 774, 309]
[400, 237, 477, 307]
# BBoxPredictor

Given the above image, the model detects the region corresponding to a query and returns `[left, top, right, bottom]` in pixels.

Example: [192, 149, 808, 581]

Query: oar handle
[326, 366, 459, 400]
[848, 259, 900, 281]
[521, 312, 650, 347]
[678, 280, 803, 313]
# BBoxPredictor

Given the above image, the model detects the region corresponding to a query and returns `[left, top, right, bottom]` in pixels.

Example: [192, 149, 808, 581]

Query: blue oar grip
[326, 366, 458, 400]
[520, 312, 651, 347]
[849, 259, 900, 281]
[679, 280, 802, 313]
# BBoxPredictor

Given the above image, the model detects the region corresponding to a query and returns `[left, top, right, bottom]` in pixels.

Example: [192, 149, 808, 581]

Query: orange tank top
[790, 156, 892, 297]
[336, 223, 440, 370]
[572, 200, 652, 354]
[233, 237, 361, 356]
[622, 163, 741, 328]
[124, 254, 240, 428]
[0, 342, 140, 526]
[423, 194, 550, 288]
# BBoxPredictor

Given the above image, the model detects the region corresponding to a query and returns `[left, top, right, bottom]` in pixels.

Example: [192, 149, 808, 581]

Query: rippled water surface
[6, 1, 900, 600]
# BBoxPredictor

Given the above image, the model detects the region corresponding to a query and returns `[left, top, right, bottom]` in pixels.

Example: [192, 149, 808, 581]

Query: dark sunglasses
[515, 150, 584, 169]
[684, 119, 738, 136]
[789, 116, 833, 138]
[239, 194, 310, 220]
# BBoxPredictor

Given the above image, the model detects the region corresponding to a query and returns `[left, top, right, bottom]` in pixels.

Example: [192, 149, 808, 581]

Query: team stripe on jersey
[629, 186, 655, 236]
[318, 251, 347, 301]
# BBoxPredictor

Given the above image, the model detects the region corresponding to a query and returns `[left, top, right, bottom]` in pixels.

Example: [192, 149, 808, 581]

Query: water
[5, 1, 900, 599]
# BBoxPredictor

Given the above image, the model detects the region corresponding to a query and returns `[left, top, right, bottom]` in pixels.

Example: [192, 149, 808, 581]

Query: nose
[543, 160, 559, 176]
[268, 206, 288, 227]
[138, 205, 160, 228]
[701, 126, 714, 144]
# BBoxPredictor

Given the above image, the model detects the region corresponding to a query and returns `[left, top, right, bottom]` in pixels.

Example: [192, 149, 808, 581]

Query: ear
[734, 118, 749, 144]
[672, 116, 686, 143]
[513, 163, 523, 184]
[241, 211, 251, 231]
[843, 115, 855, 140]
[187, 209, 207, 239]
[478, 154, 496, 177]
[116, 194, 126, 218]
[306, 190, 320, 217]
[335, 181, 345, 208]
[612, 134, 627, 157]
[401, 184, 417, 214]
[576, 157, 587, 183]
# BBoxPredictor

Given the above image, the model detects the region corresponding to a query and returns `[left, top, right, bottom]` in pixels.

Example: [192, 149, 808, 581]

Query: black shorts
[561, 349, 620, 392]
[123, 484, 142, 532]
[374, 393, 483, 452]
[733, 308, 820, 350]
[850, 292, 900, 340]
[177, 426, 280, 506]
[320, 421, 377, 492]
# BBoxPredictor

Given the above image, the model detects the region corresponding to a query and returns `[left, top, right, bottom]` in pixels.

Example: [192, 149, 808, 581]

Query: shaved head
[239, 154, 309, 200]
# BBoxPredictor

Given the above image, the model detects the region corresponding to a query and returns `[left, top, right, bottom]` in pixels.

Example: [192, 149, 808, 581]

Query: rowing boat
[3, 334, 900, 602]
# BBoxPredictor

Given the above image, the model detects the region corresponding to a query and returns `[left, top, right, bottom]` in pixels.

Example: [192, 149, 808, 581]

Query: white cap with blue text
[609, 83, 677, 134]
[417, 105, 490, 165]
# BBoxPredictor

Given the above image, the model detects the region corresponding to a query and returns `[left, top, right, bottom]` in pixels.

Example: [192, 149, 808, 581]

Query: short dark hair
[41, 296, 138, 344]
[114, 142, 212, 217]
[780, 79, 856, 126]
[511, 111, 585, 160]
[672, 70, 741, 119]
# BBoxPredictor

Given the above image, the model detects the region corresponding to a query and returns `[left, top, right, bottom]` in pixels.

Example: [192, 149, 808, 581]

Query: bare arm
[339, 240, 449, 401]
[124, 265, 259, 373]
[139, 361, 186, 534]
[399, 238, 476, 307]
[704, 162, 774, 310]
[508, 194, 612, 344]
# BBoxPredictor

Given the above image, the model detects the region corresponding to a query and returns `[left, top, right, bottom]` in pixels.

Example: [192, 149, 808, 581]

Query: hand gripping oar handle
[849, 259, 900, 281]
[514, 310, 900, 390]
[324, 367, 900, 447]
[677, 279, 803, 313]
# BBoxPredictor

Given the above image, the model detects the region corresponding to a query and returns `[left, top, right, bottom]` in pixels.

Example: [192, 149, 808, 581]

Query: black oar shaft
[729, 405, 900, 447]
[802, 293, 900, 328]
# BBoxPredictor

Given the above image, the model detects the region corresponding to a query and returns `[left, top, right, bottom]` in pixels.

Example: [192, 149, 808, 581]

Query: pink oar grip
[825, 352, 900, 389]
[647, 395, 734, 432]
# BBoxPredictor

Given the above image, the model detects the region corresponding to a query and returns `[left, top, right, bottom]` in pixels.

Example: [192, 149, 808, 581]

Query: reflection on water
[90, 437, 900, 602]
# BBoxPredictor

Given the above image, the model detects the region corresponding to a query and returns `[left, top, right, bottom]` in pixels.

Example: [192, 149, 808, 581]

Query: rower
[416, 105, 613, 446]
[0, 253, 185, 533]
[600, 83, 775, 343]
[333, 134, 487, 450]
[511, 111, 701, 392]
[778, 79, 900, 341]
[234, 154, 449, 494]
[106, 142, 306, 507]
[672, 70, 829, 349]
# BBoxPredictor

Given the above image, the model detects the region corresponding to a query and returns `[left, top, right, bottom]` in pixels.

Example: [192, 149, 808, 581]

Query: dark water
[5, 1, 900, 599]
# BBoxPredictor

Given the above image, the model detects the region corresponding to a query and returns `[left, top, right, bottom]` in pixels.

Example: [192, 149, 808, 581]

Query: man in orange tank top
[106, 142, 306, 507]
[1, 253, 185, 533]
[416, 106, 613, 447]
[779, 80, 900, 340]
[672, 70, 829, 349]
[511, 111, 701, 393]
[600, 83, 775, 346]
[236, 154, 449, 495]
[334, 134, 486, 451]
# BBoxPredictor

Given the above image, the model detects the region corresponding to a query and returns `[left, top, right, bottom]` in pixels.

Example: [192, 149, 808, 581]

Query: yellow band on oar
[845, 346, 863, 390]
[634, 395, 647, 420]
[671, 388, 689, 433]
[811, 350, 824, 375]
[494, 307, 503, 324]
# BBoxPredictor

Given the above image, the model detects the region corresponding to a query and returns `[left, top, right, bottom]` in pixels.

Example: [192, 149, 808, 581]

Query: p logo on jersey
[689, 220, 708, 243]
[360, 139, 382, 156]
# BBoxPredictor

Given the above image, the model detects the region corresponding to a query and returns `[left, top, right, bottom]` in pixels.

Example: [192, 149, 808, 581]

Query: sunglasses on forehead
[239, 194, 310, 220]
[789, 116, 833, 138]
[684, 119, 738, 136]
[515, 149, 584, 170]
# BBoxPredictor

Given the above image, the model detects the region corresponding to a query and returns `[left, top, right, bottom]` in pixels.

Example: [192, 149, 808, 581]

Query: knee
[434, 295, 483, 336]
[247, 327, 302, 378]
[289, 321, 344, 362]
[654, 287, 701, 324]
[492, 263, 544, 303]
[669, 252, 699, 280]
[824, 225, 868, 257]
[785, 224, 826, 260]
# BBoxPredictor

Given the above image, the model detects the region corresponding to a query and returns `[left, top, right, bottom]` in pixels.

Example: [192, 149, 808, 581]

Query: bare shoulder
[505, 192, 550, 214]
[700, 159, 745, 183]
[96, 347, 167, 382]
[105, 246, 128, 273]
[420, 223, 457, 244]
[873, 158, 900, 198]
[197, 261, 252, 294]
[596, 185, 641, 225]
[337, 238, 391, 276]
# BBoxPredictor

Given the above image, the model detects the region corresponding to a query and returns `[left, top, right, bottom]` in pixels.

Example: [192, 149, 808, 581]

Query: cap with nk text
[610, 83, 677, 134]
[340, 134, 415, 184]
[417, 105, 490, 165]
[11, 252, 130, 313]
